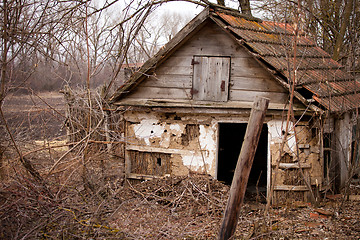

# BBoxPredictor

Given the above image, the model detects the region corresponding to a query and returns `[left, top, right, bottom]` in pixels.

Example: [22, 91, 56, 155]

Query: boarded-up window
[192, 56, 230, 101]
[129, 151, 171, 176]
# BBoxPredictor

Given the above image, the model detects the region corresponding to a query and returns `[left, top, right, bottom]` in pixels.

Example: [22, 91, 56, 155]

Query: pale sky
[155, 1, 262, 18]
[155, 1, 204, 16]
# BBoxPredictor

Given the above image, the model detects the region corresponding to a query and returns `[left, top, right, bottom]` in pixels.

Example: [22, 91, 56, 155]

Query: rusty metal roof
[215, 11, 359, 112]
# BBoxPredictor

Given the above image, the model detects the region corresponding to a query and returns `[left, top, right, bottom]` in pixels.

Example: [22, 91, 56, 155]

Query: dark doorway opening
[217, 123, 268, 200]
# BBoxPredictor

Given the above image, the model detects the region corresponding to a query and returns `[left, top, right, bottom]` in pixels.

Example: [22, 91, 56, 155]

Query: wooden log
[218, 97, 269, 240]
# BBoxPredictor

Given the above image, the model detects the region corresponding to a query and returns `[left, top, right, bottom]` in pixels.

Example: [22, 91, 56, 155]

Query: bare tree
[254, 0, 359, 68]
[217, 0, 225, 6]
[238, 0, 252, 16]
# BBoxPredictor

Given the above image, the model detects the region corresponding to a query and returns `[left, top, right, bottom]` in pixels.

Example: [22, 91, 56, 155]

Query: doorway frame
[215, 121, 271, 198]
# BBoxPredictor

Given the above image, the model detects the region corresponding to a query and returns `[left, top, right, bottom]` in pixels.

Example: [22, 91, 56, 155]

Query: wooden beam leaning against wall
[218, 97, 269, 240]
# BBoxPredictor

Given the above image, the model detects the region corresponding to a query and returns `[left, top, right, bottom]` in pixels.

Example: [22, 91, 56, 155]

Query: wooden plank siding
[230, 77, 287, 92]
[229, 90, 288, 103]
[128, 150, 171, 176]
[141, 75, 193, 88]
[125, 20, 288, 105]
[125, 86, 192, 100]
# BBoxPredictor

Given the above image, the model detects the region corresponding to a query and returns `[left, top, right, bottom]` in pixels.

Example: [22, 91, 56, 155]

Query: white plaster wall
[268, 119, 296, 154]
[127, 112, 218, 177]
[130, 113, 185, 148]
[182, 121, 217, 176]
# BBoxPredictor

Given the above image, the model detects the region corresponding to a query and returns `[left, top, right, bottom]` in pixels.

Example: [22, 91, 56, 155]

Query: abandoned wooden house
[110, 6, 360, 203]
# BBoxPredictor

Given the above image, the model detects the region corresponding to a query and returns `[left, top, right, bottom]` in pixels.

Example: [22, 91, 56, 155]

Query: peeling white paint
[170, 124, 182, 133]
[132, 119, 165, 145]
[268, 120, 284, 141]
[181, 123, 217, 174]
[268, 120, 296, 153]
[199, 125, 216, 151]
[132, 118, 186, 148]
[182, 154, 207, 171]
[129, 112, 218, 176]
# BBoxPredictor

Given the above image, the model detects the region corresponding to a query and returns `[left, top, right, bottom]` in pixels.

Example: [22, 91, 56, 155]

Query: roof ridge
[209, 6, 262, 22]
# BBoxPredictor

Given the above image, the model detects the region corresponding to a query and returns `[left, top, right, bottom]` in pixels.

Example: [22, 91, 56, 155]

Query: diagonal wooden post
[218, 97, 269, 240]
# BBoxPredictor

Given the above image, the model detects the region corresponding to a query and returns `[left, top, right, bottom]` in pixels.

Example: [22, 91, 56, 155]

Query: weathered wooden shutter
[192, 56, 230, 101]
[128, 150, 171, 177]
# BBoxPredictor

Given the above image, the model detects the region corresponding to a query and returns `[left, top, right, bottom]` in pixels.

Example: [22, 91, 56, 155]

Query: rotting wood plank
[141, 75, 192, 88]
[273, 185, 309, 191]
[160, 56, 193, 67]
[218, 97, 269, 240]
[128, 150, 171, 176]
[127, 173, 170, 180]
[171, 27, 241, 58]
[172, 24, 241, 57]
[230, 76, 287, 93]
[173, 45, 236, 57]
[230, 66, 272, 78]
[115, 98, 307, 111]
[278, 163, 311, 169]
[229, 89, 288, 104]
[155, 66, 193, 75]
[127, 86, 192, 100]
[231, 56, 263, 68]
[127, 145, 206, 155]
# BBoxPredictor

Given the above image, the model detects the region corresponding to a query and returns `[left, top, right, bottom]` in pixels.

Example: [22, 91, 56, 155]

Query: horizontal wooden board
[171, 22, 249, 58]
[231, 66, 273, 78]
[231, 57, 261, 68]
[128, 150, 171, 176]
[116, 98, 306, 111]
[161, 56, 193, 67]
[172, 45, 237, 57]
[277, 163, 311, 169]
[190, 36, 236, 49]
[231, 57, 274, 78]
[127, 86, 192, 100]
[141, 75, 193, 88]
[155, 65, 192, 75]
[229, 89, 288, 103]
[127, 145, 205, 155]
[127, 173, 169, 180]
[230, 76, 286, 92]
[274, 185, 309, 191]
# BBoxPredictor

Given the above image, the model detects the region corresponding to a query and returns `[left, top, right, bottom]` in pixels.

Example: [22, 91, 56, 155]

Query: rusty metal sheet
[215, 11, 360, 112]
[265, 56, 342, 75]
[295, 69, 353, 85]
[217, 12, 270, 31]
[246, 42, 329, 58]
[314, 93, 360, 112]
[228, 25, 314, 47]
[262, 21, 297, 35]
[304, 81, 360, 97]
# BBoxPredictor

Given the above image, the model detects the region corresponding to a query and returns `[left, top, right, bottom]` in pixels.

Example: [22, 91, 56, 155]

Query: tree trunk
[1, 0, 8, 105]
[217, 0, 225, 6]
[332, 0, 353, 61]
[238, 0, 252, 16]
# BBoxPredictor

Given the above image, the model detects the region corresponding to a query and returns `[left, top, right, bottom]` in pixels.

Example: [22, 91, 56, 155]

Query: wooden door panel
[193, 56, 230, 102]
